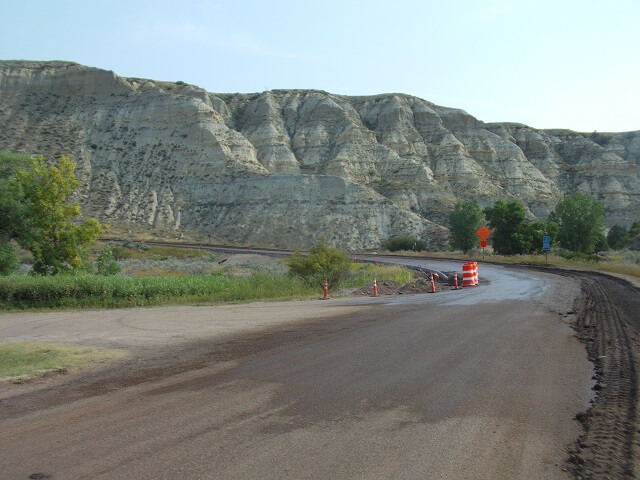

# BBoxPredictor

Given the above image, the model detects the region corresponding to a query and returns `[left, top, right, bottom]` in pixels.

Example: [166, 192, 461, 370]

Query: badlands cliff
[0, 60, 638, 250]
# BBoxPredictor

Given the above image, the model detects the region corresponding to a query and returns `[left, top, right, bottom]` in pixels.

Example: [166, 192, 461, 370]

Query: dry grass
[0, 341, 128, 383]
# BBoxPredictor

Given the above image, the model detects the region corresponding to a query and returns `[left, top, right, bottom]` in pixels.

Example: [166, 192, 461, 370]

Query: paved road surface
[1, 262, 595, 479]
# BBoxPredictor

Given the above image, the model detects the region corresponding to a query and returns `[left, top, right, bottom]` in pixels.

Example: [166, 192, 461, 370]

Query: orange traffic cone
[322, 277, 329, 299]
[372, 276, 379, 296]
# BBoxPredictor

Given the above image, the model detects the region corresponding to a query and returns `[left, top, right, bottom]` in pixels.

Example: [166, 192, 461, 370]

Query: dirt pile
[351, 276, 456, 296]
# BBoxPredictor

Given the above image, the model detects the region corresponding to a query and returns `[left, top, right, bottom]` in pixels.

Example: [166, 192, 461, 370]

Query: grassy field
[113, 244, 214, 260]
[0, 263, 414, 310]
[0, 273, 318, 310]
[0, 341, 127, 383]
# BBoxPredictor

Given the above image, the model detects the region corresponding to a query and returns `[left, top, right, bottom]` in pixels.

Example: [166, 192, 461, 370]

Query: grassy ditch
[0, 341, 127, 383]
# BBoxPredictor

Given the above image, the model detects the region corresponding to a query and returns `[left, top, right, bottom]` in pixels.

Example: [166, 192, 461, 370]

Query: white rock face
[0, 60, 638, 249]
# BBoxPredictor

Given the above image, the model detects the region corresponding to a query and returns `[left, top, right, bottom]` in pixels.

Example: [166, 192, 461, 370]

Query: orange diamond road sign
[476, 225, 491, 241]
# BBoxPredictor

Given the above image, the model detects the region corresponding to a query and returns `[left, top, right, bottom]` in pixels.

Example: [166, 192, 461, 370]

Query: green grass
[111, 244, 215, 261]
[342, 263, 414, 288]
[0, 272, 317, 310]
[0, 341, 128, 382]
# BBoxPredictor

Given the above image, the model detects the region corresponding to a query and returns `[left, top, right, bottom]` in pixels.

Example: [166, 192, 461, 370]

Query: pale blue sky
[1, 0, 638, 132]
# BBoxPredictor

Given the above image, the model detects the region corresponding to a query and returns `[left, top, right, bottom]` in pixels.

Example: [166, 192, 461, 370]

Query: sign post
[542, 235, 551, 263]
[476, 226, 492, 258]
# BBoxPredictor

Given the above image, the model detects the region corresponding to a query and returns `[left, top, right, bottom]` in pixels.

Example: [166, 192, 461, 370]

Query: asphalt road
[1, 262, 595, 479]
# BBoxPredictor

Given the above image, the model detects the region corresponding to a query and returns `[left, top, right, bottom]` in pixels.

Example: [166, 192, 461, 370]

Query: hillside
[1, 60, 638, 250]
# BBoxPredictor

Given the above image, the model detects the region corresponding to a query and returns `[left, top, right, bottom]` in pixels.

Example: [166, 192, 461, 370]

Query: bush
[557, 251, 603, 262]
[287, 238, 351, 287]
[96, 245, 121, 276]
[0, 241, 18, 275]
[122, 241, 149, 252]
[384, 235, 426, 252]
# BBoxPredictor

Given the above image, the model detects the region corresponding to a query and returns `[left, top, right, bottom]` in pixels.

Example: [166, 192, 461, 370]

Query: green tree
[448, 200, 484, 253]
[10, 155, 105, 274]
[0, 151, 34, 274]
[287, 237, 351, 287]
[549, 193, 606, 253]
[0, 151, 32, 243]
[0, 240, 18, 275]
[607, 225, 629, 250]
[483, 200, 529, 255]
[519, 220, 559, 254]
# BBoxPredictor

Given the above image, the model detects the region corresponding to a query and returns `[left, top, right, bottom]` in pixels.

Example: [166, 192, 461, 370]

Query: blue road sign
[542, 235, 551, 251]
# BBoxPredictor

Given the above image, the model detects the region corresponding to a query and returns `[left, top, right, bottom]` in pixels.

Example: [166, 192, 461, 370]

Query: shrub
[557, 251, 603, 262]
[122, 241, 149, 252]
[287, 238, 351, 287]
[384, 235, 426, 252]
[0, 241, 18, 275]
[607, 224, 635, 250]
[96, 245, 121, 276]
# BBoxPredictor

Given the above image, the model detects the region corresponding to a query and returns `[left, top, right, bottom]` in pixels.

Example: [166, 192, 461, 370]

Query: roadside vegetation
[383, 235, 427, 252]
[0, 236, 414, 310]
[0, 272, 317, 309]
[438, 194, 640, 278]
[0, 341, 127, 383]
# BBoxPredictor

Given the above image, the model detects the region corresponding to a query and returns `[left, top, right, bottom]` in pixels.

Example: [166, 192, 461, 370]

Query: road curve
[1, 255, 638, 479]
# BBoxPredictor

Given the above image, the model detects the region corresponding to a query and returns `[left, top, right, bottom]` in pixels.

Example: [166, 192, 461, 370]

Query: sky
[0, 0, 638, 132]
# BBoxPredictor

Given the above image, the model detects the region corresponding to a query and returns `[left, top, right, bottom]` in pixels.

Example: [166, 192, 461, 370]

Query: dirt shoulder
[0, 300, 369, 398]
[0, 301, 368, 351]
[533, 268, 640, 479]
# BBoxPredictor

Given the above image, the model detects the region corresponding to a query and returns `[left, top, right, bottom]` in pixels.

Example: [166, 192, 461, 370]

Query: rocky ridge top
[0, 60, 638, 250]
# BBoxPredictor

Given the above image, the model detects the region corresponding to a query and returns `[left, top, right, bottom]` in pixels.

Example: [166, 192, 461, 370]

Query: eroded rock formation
[0, 60, 638, 250]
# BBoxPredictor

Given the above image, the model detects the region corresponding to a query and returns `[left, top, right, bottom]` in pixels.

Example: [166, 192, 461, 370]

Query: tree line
[448, 194, 637, 255]
[2, 151, 636, 273]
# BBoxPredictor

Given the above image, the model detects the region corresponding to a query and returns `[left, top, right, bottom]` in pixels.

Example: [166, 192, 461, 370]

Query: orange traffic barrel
[462, 262, 475, 287]
[472, 261, 478, 285]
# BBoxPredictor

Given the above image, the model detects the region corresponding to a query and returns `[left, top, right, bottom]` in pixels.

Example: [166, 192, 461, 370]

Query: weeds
[111, 244, 214, 261]
[342, 263, 414, 289]
[0, 273, 317, 310]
